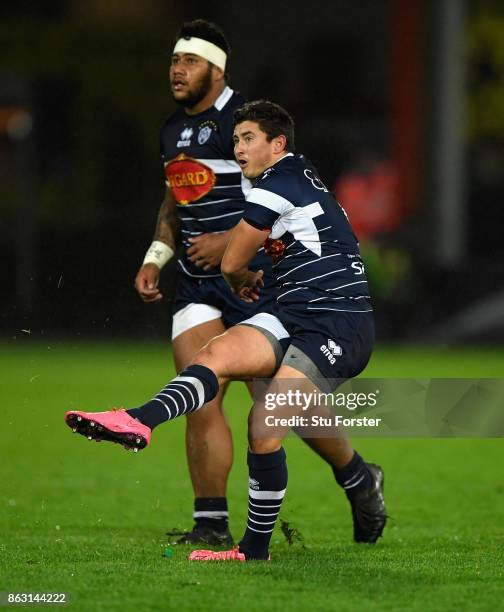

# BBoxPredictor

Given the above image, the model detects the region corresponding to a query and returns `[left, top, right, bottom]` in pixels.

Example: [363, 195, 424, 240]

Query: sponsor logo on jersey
[320, 339, 342, 365]
[177, 127, 193, 147]
[164, 154, 216, 204]
[264, 237, 285, 263]
[304, 168, 328, 192]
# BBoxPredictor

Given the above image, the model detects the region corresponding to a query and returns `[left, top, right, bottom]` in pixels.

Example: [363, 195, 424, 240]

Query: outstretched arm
[221, 219, 270, 302]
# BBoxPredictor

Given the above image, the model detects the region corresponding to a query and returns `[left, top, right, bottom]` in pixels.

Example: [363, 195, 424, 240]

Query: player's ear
[273, 135, 287, 153]
[211, 64, 225, 82]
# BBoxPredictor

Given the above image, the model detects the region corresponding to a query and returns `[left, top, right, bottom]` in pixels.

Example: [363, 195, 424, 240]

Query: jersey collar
[214, 86, 234, 111]
[272, 152, 294, 167]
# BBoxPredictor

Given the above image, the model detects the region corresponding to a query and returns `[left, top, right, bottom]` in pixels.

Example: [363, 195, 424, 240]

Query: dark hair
[234, 100, 295, 152]
[176, 19, 230, 56]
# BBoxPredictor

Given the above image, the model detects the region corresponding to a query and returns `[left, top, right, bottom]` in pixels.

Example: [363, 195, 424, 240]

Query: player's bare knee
[193, 336, 230, 377]
[192, 344, 214, 368]
[192, 335, 225, 367]
[248, 436, 281, 454]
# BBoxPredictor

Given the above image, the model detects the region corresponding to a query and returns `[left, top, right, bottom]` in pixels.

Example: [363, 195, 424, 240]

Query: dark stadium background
[1, 0, 503, 344]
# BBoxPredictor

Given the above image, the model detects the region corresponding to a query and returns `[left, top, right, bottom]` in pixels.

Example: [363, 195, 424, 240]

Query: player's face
[170, 53, 213, 109]
[233, 121, 280, 180]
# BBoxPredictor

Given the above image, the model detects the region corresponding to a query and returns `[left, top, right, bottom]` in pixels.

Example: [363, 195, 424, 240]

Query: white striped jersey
[160, 86, 269, 279]
[243, 154, 373, 313]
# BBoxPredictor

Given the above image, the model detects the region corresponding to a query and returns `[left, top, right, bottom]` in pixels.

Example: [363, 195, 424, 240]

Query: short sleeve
[243, 186, 292, 230]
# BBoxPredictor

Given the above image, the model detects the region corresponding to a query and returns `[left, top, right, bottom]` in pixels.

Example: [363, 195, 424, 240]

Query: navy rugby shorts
[238, 307, 374, 390]
[172, 274, 278, 340]
[279, 308, 375, 388]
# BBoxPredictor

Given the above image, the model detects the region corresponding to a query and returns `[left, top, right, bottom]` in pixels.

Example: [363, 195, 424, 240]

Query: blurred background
[1, 0, 503, 345]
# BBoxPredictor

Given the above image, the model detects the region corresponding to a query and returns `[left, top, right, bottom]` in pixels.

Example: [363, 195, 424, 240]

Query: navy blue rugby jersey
[160, 86, 269, 279]
[242, 154, 373, 313]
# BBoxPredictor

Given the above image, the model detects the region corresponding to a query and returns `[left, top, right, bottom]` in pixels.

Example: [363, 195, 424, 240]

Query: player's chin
[172, 90, 189, 102]
[241, 167, 257, 180]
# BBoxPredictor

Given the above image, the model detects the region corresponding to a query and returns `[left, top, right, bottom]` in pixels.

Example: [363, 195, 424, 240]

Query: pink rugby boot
[65, 408, 151, 452]
[188, 548, 246, 562]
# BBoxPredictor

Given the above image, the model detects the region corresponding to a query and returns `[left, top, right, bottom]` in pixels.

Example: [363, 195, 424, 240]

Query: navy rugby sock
[194, 497, 229, 532]
[239, 448, 288, 560]
[127, 365, 219, 430]
[333, 451, 373, 499]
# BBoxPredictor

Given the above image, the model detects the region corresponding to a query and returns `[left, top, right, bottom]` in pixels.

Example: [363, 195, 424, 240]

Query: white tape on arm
[142, 241, 174, 270]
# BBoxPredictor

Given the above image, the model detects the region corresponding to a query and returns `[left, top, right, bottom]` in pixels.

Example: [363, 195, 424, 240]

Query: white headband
[173, 37, 227, 72]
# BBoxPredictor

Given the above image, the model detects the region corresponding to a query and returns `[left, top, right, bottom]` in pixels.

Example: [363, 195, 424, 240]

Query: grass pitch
[1, 340, 503, 611]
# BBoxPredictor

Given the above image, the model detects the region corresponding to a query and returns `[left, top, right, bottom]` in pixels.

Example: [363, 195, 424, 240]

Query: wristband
[142, 241, 174, 270]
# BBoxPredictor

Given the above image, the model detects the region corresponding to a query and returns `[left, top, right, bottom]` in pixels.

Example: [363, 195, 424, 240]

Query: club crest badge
[196, 120, 218, 146]
[198, 126, 212, 145]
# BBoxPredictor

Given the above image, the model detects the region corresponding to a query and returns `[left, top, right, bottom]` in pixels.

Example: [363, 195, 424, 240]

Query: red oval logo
[164, 154, 216, 205]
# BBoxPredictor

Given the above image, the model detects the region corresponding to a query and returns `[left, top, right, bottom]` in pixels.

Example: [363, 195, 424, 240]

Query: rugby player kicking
[66, 101, 386, 560]
[133, 20, 387, 548]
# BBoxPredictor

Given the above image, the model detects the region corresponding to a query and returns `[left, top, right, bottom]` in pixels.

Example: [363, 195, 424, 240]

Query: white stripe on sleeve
[246, 187, 292, 215]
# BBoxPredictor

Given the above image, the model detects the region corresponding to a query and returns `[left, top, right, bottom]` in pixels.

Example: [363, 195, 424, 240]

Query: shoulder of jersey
[252, 164, 300, 207]
[256, 156, 301, 189]
[219, 91, 246, 119]
[161, 107, 186, 132]
[228, 90, 246, 107]
[257, 165, 279, 184]
[161, 90, 245, 128]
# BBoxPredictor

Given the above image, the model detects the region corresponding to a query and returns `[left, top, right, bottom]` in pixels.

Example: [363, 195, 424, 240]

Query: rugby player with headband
[136, 20, 267, 548]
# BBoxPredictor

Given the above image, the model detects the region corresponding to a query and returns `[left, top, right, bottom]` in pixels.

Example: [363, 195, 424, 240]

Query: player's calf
[65, 364, 219, 449]
[237, 447, 288, 560]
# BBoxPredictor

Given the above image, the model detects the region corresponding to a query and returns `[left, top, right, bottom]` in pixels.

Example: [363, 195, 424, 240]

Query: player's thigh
[173, 317, 228, 371]
[194, 324, 277, 381]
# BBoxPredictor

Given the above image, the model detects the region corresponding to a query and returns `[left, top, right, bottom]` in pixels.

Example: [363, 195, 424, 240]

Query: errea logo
[320, 340, 342, 365]
[249, 478, 260, 490]
[177, 127, 193, 148]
